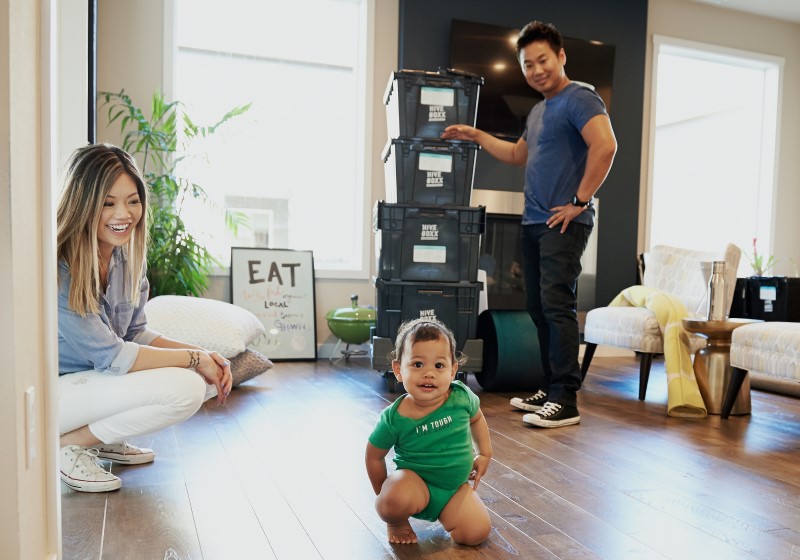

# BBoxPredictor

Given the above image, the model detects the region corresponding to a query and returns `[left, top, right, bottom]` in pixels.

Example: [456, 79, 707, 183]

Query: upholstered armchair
[581, 244, 741, 400]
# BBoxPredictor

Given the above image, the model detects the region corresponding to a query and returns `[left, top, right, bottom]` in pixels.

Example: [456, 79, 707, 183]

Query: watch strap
[572, 195, 591, 208]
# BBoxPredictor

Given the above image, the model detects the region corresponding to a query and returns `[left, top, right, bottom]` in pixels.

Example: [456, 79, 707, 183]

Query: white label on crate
[420, 224, 439, 240]
[419, 153, 452, 173]
[414, 245, 446, 263]
[420, 86, 454, 107]
[760, 285, 777, 301]
[426, 171, 444, 188]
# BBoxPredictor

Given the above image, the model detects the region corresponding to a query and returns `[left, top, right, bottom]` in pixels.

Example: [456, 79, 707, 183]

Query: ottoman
[723, 322, 800, 418]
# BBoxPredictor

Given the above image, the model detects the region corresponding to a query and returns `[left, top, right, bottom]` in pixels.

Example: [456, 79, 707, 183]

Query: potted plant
[99, 90, 251, 297]
[746, 237, 777, 277]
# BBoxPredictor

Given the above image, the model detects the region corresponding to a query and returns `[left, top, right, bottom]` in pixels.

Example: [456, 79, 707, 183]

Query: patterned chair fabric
[730, 322, 800, 382]
[583, 306, 708, 355]
[582, 243, 741, 401]
[721, 322, 800, 418]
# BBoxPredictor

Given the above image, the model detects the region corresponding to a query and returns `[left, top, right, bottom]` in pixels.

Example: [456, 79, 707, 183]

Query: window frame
[645, 35, 783, 269]
[162, 0, 375, 280]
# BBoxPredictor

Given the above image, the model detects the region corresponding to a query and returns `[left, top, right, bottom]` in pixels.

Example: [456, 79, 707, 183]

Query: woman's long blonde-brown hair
[56, 143, 148, 315]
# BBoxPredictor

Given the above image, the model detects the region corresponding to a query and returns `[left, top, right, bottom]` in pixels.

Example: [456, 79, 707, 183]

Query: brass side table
[681, 317, 763, 415]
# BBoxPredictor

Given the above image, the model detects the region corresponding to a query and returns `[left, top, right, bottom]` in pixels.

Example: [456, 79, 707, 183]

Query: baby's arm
[469, 409, 493, 489]
[365, 442, 390, 495]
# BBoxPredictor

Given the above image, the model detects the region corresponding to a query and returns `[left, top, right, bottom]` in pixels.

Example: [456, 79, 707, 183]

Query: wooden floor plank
[172, 405, 279, 559]
[482, 457, 669, 559]
[185, 478, 278, 560]
[60, 490, 106, 560]
[101, 484, 202, 560]
[225, 371, 398, 560]
[625, 487, 799, 558]
[479, 484, 595, 560]
[197, 391, 326, 560]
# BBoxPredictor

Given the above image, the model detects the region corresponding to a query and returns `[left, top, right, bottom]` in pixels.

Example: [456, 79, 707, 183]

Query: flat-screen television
[449, 19, 616, 142]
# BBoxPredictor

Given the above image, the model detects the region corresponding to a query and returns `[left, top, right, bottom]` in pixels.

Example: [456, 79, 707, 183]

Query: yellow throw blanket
[609, 286, 707, 418]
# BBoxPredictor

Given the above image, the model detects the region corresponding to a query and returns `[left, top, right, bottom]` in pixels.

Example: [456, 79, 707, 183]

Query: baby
[365, 317, 493, 546]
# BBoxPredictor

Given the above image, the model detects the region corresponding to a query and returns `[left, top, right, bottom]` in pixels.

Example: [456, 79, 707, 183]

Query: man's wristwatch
[571, 195, 591, 208]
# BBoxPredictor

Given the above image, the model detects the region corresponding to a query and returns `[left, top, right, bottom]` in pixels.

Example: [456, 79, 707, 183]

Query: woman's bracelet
[187, 350, 200, 369]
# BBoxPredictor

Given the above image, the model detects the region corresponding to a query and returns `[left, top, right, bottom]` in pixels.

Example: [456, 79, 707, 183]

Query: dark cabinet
[729, 277, 800, 322]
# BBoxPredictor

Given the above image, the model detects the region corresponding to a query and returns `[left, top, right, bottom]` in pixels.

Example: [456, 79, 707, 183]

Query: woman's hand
[194, 350, 233, 405]
[209, 351, 233, 404]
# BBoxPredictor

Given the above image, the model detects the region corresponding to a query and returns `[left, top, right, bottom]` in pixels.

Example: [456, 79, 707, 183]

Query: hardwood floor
[61, 354, 800, 559]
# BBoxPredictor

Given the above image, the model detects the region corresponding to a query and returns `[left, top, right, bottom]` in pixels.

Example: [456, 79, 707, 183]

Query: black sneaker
[522, 402, 580, 428]
[510, 390, 547, 411]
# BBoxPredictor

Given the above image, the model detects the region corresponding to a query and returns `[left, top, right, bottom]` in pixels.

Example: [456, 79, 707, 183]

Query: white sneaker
[96, 442, 155, 465]
[510, 389, 548, 411]
[60, 445, 121, 493]
[522, 402, 581, 428]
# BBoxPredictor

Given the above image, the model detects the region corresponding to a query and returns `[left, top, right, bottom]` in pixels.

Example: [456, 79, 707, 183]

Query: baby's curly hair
[390, 317, 466, 366]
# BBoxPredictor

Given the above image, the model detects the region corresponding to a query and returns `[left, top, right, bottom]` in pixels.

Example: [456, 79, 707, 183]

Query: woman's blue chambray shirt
[57, 247, 161, 375]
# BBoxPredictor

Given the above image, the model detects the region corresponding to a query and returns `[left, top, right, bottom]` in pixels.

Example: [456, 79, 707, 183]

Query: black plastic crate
[479, 213, 527, 311]
[384, 68, 483, 139]
[374, 202, 485, 282]
[729, 277, 800, 322]
[383, 138, 479, 205]
[374, 278, 482, 350]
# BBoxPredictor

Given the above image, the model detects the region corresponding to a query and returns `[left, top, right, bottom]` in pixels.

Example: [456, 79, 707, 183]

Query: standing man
[442, 20, 616, 428]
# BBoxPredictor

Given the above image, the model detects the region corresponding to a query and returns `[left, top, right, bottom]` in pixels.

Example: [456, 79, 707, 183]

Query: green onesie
[368, 380, 481, 521]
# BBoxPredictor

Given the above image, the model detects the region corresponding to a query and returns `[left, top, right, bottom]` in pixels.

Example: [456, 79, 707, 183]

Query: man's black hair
[516, 21, 563, 57]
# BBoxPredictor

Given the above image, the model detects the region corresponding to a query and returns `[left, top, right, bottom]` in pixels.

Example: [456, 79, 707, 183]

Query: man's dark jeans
[521, 222, 591, 407]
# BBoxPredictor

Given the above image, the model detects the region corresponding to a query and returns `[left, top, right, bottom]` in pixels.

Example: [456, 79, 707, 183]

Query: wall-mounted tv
[449, 19, 615, 142]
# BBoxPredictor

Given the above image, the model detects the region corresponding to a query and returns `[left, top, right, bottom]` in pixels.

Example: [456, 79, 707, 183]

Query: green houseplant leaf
[99, 89, 251, 297]
[746, 237, 779, 277]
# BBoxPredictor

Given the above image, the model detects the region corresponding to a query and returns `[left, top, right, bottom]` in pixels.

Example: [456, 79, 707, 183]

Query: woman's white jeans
[58, 367, 216, 443]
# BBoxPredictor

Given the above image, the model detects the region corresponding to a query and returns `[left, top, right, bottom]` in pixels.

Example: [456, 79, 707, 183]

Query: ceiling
[686, 0, 800, 23]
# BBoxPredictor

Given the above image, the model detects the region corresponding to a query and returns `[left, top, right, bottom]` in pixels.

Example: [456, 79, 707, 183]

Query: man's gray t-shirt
[522, 82, 608, 227]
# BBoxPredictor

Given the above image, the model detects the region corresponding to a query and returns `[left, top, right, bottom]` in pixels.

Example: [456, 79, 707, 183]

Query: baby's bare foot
[387, 521, 418, 544]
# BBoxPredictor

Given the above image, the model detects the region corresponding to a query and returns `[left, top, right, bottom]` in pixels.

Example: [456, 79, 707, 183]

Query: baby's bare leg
[375, 469, 429, 544]
[438, 484, 492, 546]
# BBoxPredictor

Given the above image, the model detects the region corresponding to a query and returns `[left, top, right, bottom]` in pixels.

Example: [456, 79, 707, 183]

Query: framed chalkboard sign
[230, 247, 317, 360]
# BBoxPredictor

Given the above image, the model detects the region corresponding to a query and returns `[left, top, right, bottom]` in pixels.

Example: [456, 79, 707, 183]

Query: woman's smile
[106, 223, 132, 234]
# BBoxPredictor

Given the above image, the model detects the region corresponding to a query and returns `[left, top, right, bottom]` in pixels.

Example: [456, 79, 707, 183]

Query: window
[647, 36, 781, 275]
[171, 0, 371, 278]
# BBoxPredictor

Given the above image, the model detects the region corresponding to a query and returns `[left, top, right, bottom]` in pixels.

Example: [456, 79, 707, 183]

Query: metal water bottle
[707, 261, 726, 321]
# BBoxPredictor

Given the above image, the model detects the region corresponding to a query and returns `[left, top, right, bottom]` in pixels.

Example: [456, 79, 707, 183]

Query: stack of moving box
[370, 68, 486, 392]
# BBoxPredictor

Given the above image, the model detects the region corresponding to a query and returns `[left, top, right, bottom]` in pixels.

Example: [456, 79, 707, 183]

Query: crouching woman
[56, 143, 232, 492]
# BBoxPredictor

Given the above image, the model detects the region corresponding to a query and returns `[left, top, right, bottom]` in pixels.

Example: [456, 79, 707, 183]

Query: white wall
[57, 0, 89, 169]
[642, 0, 800, 276]
[96, 0, 164, 143]
[0, 0, 60, 557]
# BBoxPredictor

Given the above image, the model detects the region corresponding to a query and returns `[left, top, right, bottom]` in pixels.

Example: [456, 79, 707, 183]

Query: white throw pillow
[145, 295, 265, 358]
